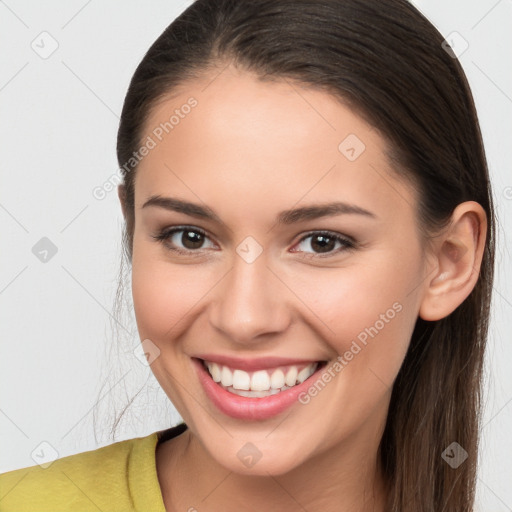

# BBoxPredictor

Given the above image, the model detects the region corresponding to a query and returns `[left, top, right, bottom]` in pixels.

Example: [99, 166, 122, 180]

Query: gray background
[1, 1, 511, 510]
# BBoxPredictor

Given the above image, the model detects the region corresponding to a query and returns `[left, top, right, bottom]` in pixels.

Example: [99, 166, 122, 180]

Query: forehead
[134, 66, 417, 229]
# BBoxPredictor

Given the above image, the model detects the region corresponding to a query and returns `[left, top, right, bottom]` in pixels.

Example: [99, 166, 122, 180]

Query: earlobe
[419, 201, 487, 321]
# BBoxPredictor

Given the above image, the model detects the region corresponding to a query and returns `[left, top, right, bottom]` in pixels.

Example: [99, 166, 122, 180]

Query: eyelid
[294, 229, 356, 246]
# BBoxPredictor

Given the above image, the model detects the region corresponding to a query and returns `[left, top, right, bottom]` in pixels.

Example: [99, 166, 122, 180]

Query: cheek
[132, 266, 206, 342]
[289, 252, 422, 380]
[130, 238, 209, 341]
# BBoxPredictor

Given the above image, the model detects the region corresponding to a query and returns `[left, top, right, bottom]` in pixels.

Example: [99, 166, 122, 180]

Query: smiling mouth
[199, 358, 328, 398]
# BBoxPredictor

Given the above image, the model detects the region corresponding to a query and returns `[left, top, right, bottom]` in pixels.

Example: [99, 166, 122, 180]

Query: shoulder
[0, 431, 165, 512]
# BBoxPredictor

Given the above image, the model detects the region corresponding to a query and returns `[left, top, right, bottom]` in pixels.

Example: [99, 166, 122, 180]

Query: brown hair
[113, 0, 495, 509]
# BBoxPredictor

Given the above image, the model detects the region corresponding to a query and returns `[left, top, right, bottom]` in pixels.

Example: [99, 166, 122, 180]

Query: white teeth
[207, 362, 221, 382]
[251, 370, 270, 391]
[297, 365, 316, 384]
[232, 369, 251, 390]
[204, 360, 320, 395]
[285, 366, 298, 387]
[230, 388, 284, 398]
[220, 366, 233, 387]
[270, 369, 285, 390]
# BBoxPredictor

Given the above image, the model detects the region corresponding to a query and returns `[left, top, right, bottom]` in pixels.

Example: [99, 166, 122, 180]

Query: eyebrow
[142, 195, 376, 224]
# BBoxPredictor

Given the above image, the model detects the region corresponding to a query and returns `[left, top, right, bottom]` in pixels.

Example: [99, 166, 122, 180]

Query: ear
[118, 184, 127, 220]
[419, 201, 487, 321]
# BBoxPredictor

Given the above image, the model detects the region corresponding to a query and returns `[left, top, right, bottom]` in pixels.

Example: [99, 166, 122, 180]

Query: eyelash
[152, 225, 356, 259]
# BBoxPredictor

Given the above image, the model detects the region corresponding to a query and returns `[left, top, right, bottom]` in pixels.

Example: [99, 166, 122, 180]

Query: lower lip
[193, 358, 326, 421]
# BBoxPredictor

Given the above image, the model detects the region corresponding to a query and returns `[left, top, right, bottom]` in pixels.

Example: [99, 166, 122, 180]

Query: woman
[0, 0, 495, 510]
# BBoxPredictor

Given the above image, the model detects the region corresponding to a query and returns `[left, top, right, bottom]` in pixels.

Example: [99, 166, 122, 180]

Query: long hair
[112, 1, 496, 509]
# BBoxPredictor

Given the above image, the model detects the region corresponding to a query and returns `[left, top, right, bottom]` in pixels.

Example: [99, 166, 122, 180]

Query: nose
[208, 249, 292, 346]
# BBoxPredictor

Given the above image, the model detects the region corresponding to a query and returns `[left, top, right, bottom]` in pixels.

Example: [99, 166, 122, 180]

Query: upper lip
[194, 354, 324, 372]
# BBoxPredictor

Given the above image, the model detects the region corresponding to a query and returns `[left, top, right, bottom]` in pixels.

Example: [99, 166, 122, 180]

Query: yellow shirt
[0, 423, 187, 511]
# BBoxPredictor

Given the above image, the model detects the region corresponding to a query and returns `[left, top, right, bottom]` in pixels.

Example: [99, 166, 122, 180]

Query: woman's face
[128, 65, 429, 475]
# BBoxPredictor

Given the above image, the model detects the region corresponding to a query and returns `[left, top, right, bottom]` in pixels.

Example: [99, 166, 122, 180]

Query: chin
[205, 437, 310, 477]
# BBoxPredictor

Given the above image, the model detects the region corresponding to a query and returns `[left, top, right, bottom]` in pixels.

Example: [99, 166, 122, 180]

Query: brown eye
[309, 234, 336, 253]
[152, 226, 216, 254]
[180, 229, 205, 249]
[292, 231, 355, 257]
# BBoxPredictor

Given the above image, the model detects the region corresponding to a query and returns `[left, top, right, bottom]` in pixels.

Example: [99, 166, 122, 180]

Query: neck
[157, 420, 389, 512]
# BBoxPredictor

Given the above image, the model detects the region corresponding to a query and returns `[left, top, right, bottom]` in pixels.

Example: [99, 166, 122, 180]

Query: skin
[118, 64, 486, 512]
